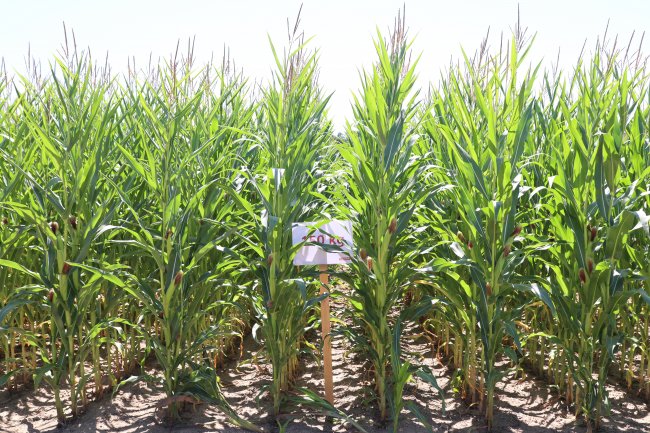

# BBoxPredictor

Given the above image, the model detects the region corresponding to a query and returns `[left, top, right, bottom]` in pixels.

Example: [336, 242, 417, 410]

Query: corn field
[1, 14, 650, 433]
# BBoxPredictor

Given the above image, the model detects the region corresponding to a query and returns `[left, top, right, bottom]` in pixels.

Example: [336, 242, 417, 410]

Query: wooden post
[319, 264, 334, 404]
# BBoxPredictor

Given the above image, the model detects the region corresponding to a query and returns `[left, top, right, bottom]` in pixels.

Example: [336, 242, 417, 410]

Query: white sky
[2, 0, 649, 129]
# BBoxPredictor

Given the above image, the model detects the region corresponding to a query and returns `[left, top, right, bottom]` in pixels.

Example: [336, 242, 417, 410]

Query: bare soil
[2, 290, 650, 433]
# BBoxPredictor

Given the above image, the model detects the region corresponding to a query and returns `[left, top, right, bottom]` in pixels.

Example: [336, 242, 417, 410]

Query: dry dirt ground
[2, 291, 650, 433]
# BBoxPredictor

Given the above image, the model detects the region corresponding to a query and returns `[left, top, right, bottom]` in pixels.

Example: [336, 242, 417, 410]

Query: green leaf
[594, 141, 612, 224]
[0, 259, 41, 281]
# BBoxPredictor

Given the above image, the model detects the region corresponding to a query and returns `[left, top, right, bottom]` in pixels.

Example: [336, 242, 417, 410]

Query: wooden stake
[319, 264, 334, 404]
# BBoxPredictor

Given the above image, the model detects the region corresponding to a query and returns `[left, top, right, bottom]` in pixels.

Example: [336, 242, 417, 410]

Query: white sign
[292, 220, 354, 266]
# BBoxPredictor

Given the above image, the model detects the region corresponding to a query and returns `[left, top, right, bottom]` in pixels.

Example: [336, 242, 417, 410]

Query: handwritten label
[292, 220, 354, 266]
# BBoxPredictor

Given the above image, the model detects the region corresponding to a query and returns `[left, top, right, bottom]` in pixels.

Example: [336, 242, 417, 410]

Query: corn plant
[223, 21, 331, 416]
[113, 57, 258, 430]
[537, 47, 650, 430]
[1, 72, 39, 390]
[0, 53, 124, 422]
[422, 32, 557, 429]
[336, 17, 443, 430]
